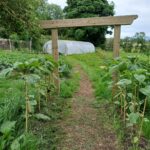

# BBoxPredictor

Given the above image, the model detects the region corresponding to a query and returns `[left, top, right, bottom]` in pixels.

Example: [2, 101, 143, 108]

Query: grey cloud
[111, 0, 150, 37]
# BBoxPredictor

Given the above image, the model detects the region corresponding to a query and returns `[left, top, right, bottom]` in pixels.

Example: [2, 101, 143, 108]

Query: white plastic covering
[43, 40, 95, 55]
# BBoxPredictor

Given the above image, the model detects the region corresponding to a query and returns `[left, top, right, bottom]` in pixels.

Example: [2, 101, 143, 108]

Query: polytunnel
[43, 40, 95, 55]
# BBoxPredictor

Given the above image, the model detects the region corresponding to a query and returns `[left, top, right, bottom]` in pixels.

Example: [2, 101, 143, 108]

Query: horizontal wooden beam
[40, 15, 138, 29]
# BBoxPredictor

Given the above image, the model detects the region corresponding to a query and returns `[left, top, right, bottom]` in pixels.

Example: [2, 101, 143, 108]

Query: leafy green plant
[0, 51, 80, 149]
[0, 57, 56, 132]
[0, 121, 16, 150]
[110, 55, 150, 149]
[59, 59, 72, 78]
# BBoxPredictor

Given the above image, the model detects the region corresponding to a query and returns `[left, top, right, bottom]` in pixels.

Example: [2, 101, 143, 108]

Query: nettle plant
[0, 57, 56, 132]
[110, 56, 150, 148]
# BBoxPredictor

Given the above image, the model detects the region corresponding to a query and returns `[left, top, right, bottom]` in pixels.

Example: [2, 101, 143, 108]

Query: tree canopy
[0, 0, 63, 50]
[0, 0, 45, 39]
[64, 0, 114, 46]
[37, 3, 64, 20]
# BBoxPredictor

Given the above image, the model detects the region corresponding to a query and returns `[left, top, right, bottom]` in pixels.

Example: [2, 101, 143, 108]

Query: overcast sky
[48, 0, 150, 38]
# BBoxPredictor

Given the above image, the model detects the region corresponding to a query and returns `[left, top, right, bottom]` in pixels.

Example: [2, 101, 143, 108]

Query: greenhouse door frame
[40, 15, 138, 94]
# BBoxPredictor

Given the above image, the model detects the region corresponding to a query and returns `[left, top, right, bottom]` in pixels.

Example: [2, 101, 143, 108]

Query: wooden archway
[40, 15, 138, 94]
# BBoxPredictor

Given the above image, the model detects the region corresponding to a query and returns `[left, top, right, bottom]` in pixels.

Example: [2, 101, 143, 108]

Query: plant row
[110, 56, 150, 149]
[0, 55, 73, 149]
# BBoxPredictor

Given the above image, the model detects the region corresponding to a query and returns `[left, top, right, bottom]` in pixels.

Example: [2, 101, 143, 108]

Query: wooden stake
[25, 81, 28, 132]
[112, 25, 121, 100]
[29, 38, 32, 53]
[9, 39, 12, 51]
[52, 29, 60, 94]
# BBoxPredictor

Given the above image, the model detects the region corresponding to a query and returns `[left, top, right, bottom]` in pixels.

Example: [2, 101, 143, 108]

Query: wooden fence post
[52, 29, 60, 94]
[9, 39, 12, 51]
[112, 25, 121, 100]
[29, 38, 32, 53]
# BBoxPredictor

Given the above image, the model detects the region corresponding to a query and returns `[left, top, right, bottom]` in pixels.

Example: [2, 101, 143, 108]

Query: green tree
[64, 0, 114, 46]
[133, 32, 147, 53]
[47, 4, 64, 20]
[121, 37, 133, 52]
[37, 3, 64, 20]
[0, 0, 47, 50]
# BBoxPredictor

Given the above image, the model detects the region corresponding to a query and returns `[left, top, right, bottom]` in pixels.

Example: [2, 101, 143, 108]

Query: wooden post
[112, 25, 121, 100]
[9, 39, 12, 51]
[29, 38, 32, 53]
[113, 25, 121, 58]
[52, 29, 60, 94]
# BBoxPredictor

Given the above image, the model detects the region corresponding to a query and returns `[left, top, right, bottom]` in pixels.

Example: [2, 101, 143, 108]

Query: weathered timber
[52, 29, 60, 94]
[40, 15, 138, 29]
[112, 25, 121, 100]
[113, 25, 121, 58]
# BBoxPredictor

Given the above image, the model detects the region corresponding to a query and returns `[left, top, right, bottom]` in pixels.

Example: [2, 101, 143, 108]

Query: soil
[58, 66, 122, 150]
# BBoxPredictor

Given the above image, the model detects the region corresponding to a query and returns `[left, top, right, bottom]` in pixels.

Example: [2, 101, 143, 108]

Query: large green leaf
[25, 74, 41, 84]
[109, 65, 119, 73]
[127, 93, 133, 99]
[129, 105, 134, 113]
[34, 113, 51, 121]
[0, 121, 16, 134]
[134, 74, 146, 83]
[118, 62, 127, 72]
[11, 139, 20, 150]
[133, 136, 139, 144]
[38, 66, 51, 75]
[135, 69, 147, 74]
[144, 118, 149, 122]
[13, 62, 26, 72]
[140, 85, 150, 97]
[128, 112, 139, 124]
[0, 68, 13, 78]
[117, 79, 132, 88]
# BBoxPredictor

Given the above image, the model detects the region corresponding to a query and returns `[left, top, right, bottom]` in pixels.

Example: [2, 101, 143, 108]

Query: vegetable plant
[110, 55, 150, 149]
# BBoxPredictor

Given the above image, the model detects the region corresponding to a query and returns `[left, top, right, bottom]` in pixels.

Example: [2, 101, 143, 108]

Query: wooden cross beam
[40, 15, 138, 29]
[40, 15, 138, 94]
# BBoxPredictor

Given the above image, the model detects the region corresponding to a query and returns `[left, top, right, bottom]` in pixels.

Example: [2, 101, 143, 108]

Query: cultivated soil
[58, 67, 122, 150]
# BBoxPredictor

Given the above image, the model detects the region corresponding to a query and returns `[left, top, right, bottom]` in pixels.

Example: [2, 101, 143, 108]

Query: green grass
[67, 51, 124, 148]
[68, 51, 113, 101]
[60, 74, 80, 98]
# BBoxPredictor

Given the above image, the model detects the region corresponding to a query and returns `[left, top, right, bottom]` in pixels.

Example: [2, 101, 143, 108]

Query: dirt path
[58, 67, 122, 150]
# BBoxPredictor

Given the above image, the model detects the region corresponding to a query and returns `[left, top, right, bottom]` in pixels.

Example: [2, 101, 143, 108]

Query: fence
[0, 38, 32, 51]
